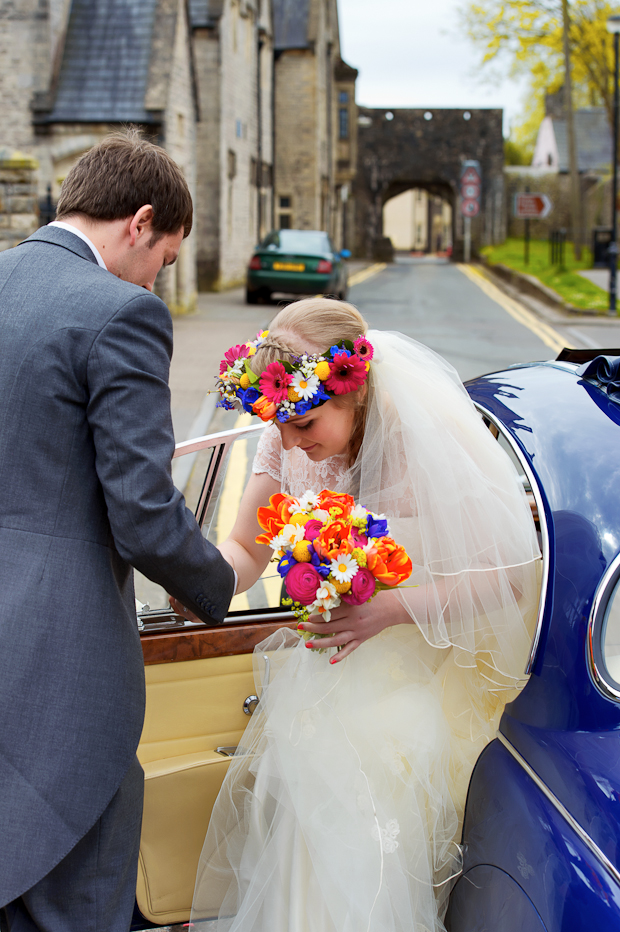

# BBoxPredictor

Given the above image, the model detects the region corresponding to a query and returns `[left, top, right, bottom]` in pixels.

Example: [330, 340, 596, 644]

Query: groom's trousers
[0, 757, 144, 932]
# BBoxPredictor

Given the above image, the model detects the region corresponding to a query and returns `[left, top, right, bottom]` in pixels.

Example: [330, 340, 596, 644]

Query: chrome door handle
[243, 695, 259, 715]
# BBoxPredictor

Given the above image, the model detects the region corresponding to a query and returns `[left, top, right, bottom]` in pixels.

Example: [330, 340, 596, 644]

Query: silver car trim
[473, 402, 550, 675]
[587, 552, 620, 702]
[496, 732, 620, 888]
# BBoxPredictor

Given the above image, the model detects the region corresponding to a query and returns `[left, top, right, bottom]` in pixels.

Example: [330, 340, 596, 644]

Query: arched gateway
[353, 107, 505, 260]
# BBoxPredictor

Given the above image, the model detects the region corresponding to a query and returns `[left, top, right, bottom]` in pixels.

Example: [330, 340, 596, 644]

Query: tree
[462, 0, 616, 128]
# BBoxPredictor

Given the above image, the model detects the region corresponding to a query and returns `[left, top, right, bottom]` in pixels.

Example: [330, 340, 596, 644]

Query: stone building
[272, 0, 357, 250]
[0, 0, 356, 297]
[192, 0, 275, 291]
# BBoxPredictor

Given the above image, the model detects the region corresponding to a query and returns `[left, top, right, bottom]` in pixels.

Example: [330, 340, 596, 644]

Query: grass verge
[481, 238, 609, 312]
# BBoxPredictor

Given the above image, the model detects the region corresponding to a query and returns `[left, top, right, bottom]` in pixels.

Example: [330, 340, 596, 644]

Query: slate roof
[272, 0, 310, 50]
[553, 108, 612, 173]
[45, 0, 159, 124]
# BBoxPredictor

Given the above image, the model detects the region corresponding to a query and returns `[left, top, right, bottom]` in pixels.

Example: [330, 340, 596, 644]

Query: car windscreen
[261, 230, 331, 255]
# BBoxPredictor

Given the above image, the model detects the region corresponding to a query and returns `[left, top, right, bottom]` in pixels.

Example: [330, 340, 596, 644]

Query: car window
[134, 418, 284, 618]
[601, 573, 620, 687]
[260, 230, 330, 255]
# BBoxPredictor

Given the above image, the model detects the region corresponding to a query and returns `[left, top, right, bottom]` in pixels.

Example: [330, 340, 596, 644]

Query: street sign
[460, 160, 481, 219]
[514, 193, 552, 219]
[461, 199, 480, 217]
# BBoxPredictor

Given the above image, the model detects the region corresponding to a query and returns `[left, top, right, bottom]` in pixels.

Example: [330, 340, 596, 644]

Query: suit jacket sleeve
[86, 290, 235, 624]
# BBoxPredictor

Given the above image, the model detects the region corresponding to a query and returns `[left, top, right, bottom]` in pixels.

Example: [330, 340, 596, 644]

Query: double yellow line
[457, 263, 574, 354]
[348, 262, 387, 287]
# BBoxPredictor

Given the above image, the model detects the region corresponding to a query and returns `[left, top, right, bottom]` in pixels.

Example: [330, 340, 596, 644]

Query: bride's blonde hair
[251, 297, 370, 465]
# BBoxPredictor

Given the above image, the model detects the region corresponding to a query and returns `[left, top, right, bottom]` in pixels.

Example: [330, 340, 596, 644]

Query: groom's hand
[168, 596, 202, 623]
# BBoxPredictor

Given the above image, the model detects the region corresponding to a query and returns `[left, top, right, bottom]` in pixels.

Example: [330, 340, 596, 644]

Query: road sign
[461, 199, 480, 217]
[514, 193, 552, 219]
[462, 183, 481, 199]
[460, 160, 481, 220]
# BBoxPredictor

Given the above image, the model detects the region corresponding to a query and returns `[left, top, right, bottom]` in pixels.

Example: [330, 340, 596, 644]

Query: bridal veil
[191, 331, 541, 931]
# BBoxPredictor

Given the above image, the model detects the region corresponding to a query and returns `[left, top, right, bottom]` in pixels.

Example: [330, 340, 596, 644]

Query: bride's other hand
[300, 589, 412, 663]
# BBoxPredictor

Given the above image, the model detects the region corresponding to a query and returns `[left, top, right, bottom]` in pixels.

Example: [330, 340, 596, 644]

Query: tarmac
[168, 258, 620, 456]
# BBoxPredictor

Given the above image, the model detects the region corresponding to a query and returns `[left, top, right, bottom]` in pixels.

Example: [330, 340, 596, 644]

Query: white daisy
[351, 503, 369, 520]
[291, 370, 320, 400]
[330, 552, 360, 583]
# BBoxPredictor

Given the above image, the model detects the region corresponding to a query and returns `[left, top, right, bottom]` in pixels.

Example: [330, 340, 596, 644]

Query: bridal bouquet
[256, 489, 413, 641]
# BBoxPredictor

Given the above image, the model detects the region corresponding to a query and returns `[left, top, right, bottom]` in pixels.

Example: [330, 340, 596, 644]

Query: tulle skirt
[191, 619, 524, 932]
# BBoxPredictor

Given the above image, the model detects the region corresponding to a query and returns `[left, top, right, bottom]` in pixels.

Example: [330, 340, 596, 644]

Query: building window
[339, 108, 349, 140]
[279, 196, 291, 209]
[339, 90, 349, 104]
[279, 214, 291, 229]
[227, 149, 237, 180]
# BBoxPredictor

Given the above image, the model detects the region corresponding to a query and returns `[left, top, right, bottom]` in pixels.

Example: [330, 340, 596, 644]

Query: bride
[187, 298, 541, 931]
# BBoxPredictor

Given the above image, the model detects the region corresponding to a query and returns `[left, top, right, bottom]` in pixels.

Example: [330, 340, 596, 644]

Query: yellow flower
[289, 513, 307, 526]
[239, 373, 250, 389]
[314, 360, 331, 381]
[288, 386, 301, 402]
[328, 575, 351, 594]
[292, 540, 313, 562]
[247, 346, 257, 356]
[351, 547, 367, 567]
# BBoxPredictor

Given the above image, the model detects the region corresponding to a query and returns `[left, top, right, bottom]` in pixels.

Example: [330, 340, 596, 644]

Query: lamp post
[607, 14, 620, 315]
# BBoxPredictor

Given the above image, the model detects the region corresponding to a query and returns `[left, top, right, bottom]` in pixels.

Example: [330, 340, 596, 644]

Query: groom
[0, 131, 235, 931]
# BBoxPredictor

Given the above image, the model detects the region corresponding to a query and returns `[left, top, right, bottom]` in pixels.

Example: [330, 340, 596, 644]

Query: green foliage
[482, 237, 610, 309]
[462, 0, 617, 144]
[504, 138, 532, 164]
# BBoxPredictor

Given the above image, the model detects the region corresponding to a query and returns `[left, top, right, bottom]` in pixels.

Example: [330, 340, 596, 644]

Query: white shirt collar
[48, 220, 107, 270]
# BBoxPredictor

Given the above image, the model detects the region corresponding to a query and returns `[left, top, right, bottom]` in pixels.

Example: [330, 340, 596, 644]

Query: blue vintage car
[447, 348, 620, 932]
[131, 348, 620, 931]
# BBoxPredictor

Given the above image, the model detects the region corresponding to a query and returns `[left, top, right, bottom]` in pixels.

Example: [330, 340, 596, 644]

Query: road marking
[217, 415, 251, 611]
[565, 326, 600, 349]
[457, 263, 574, 354]
[348, 263, 387, 287]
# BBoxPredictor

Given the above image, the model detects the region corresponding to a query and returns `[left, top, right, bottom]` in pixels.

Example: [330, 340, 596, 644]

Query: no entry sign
[514, 193, 552, 219]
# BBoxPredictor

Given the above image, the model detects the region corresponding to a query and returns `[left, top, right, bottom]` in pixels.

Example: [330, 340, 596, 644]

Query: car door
[133, 420, 294, 928]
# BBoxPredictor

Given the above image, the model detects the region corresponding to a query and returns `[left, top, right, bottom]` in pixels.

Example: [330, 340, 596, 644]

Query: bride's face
[274, 399, 354, 461]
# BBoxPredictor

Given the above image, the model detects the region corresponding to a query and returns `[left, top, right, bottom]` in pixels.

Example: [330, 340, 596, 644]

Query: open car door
[133, 421, 294, 928]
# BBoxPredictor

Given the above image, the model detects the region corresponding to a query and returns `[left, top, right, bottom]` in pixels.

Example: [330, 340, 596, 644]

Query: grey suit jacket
[0, 226, 235, 904]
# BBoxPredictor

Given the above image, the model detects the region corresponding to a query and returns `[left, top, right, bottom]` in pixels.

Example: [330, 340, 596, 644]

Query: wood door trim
[141, 619, 298, 665]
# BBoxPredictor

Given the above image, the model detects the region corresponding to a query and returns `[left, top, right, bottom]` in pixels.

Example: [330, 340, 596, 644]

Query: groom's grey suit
[0, 225, 235, 926]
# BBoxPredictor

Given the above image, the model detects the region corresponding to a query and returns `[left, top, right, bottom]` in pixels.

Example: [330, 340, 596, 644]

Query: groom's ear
[128, 206, 155, 246]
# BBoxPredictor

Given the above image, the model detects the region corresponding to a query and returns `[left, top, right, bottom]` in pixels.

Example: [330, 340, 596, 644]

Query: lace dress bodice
[252, 423, 352, 497]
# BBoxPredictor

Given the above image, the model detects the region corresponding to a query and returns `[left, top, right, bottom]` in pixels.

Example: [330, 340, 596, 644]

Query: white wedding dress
[192, 333, 541, 932]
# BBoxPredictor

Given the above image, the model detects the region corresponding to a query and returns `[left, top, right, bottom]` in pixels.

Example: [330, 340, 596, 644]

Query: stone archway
[382, 183, 453, 253]
[353, 107, 505, 260]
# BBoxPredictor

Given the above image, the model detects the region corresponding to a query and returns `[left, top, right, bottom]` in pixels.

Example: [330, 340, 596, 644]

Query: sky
[338, 0, 529, 133]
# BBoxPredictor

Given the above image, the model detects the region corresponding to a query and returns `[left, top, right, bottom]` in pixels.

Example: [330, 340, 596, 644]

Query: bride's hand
[298, 590, 411, 663]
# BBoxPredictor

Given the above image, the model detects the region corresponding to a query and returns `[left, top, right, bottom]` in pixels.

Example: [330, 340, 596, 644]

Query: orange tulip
[255, 492, 296, 544]
[316, 490, 355, 519]
[313, 519, 354, 560]
[367, 537, 412, 587]
[252, 395, 278, 421]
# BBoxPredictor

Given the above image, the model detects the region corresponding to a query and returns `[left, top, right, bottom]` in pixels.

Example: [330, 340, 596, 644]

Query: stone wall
[0, 150, 39, 252]
[353, 107, 505, 260]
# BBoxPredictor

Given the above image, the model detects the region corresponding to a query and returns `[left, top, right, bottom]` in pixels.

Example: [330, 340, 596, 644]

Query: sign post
[460, 160, 481, 263]
[513, 192, 553, 265]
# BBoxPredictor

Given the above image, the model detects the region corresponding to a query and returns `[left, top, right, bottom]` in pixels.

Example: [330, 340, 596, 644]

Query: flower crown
[216, 330, 374, 423]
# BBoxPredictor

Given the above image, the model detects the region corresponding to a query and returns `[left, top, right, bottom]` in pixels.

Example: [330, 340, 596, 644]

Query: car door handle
[243, 695, 259, 715]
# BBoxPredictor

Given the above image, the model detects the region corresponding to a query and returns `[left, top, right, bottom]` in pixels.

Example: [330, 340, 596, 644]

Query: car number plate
[273, 262, 305, 271]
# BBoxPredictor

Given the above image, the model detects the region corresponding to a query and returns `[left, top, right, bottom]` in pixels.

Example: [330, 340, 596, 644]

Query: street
[134, 256, 620, 612]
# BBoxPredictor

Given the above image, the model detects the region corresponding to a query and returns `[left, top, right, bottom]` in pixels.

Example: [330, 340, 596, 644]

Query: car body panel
[246, 229, 347, 298]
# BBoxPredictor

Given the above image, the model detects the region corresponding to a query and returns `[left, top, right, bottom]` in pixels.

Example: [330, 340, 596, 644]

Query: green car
[245, 229, 350, 304]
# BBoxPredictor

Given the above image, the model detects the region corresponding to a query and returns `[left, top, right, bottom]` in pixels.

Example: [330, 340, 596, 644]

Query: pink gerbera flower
[324, 352, 367, 395]
[259, 362, 292, 403]
[354, 336, 374, 361]
[224, 344, 248, 368]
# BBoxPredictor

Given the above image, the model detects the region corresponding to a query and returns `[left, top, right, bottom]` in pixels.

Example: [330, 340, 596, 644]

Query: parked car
[245, 228, 349, 304]
[132, 347, 620, 931]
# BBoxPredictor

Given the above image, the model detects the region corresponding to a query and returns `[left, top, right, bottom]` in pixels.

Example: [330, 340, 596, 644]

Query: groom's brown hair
[56, 127, 192, 240]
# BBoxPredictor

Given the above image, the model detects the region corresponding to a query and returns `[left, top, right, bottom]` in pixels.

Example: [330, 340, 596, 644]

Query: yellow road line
[217, 415, 251, 611]
[457, 263, 574, 354]
[348, 262, 387, 287]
